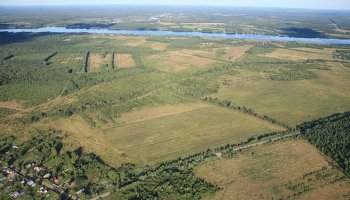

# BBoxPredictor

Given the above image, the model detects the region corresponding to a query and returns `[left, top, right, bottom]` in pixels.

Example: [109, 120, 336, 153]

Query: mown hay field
[101, 103, 284, 164]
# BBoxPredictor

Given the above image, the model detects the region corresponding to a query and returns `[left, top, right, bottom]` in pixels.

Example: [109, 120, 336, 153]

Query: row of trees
[202, 96, 290, 128]
[84, 51, 90, 73]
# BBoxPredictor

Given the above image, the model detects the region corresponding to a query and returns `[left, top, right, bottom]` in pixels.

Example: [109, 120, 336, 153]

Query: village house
[27, 180, 36, 187]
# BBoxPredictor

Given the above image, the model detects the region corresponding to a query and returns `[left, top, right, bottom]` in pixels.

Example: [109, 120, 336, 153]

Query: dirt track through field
[228, 131, 300, 152]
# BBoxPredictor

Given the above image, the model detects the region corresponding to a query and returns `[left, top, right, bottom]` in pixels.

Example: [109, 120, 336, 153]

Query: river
[1, 26, 349, 45]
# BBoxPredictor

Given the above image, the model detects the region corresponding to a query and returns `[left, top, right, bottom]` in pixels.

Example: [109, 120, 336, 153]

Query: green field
[103, 104, 283, 164]
[211, 64, 350, 126]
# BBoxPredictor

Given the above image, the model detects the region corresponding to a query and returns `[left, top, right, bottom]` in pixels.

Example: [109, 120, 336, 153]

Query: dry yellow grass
[61, 56, 82, 64]
[0, 101, 25, 111]
[115, 54, 135, 68]
[145, 51, 221, 72]
[290, 47, 336, 55]
[196, 139, 350, 200]
[89, 53, 112, 72]
[125, 37, 146, 47]
[116, 103, 209, 125]
[220, 45, 252, 61]
[262, 48, 333, 60]
[178, 49, 217, 58]
[146, 42, 169, 51]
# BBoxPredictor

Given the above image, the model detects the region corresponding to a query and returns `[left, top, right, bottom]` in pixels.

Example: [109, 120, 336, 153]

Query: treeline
[44, 52, 57, 62]
[202, 96, 290, 128]
[111, 51, 115, 69]
[297, 111, 350, 175]
[4, 54, 14, 60]
[333, 49, 350, 61]
[84, 51, 90, 73]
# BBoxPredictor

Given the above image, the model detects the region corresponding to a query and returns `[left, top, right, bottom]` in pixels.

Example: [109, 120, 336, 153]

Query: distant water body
[1, 26, 350, 45]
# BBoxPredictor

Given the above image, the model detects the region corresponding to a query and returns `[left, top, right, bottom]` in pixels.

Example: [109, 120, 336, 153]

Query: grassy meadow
[103, 103, 283, 164]
[196, 139, 350, 200]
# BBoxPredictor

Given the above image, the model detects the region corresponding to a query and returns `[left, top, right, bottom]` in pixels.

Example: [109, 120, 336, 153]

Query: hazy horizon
[0, 0, 349, 10]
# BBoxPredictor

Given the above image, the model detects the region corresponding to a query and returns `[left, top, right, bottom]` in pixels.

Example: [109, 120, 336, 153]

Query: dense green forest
[298, 112, 350, 175]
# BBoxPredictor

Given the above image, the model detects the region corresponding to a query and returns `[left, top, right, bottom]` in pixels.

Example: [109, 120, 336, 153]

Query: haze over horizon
[0, 0, 350, 10]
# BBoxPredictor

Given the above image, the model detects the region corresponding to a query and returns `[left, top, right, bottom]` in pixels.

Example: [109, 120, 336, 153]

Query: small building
[10, 191, 20, 198]
[27, 180, 36, 187]
[52, 176, 59, 184]
[38, 187, 48, 194]
[43, 173, 51, 179]
[76, 188, 84, 195]
[34, 166, 42, 173]
[18, 189, 26, 197]
[25, 163, 32, 169]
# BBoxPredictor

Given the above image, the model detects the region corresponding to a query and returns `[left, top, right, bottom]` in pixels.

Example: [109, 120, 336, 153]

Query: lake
[0, 26, 350, 45]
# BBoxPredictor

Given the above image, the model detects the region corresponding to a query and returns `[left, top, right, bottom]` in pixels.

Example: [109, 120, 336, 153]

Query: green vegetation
[269, 66, 318, 81]
[0, 108, 16, 118]
[334, 49, 350, 61]
[0, 129, 219, 199]
[0, 22, 349, 199]
[298, 111, 350, 175]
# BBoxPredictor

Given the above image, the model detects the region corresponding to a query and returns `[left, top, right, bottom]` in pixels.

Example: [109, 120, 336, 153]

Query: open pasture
[102, 103, 284, 164]
[196, 139, 350, 200]
[143, 50, 225, 72]
[261, 47, 335, 60]
[211, 62, 350, 126]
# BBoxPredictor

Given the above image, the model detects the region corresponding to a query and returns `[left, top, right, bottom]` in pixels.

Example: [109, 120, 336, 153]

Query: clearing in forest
[115, 54, 135, 68]
[89, 53, 112, 72]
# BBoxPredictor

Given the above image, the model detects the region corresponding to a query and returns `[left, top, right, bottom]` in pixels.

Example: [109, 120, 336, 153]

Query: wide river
[1, 26, 350, 45]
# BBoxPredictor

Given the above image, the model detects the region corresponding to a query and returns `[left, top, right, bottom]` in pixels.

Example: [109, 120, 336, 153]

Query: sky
[0, 0, 349, 10]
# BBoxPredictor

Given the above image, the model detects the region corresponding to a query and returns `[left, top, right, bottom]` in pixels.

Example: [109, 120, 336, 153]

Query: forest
[298, 111, 350, 175]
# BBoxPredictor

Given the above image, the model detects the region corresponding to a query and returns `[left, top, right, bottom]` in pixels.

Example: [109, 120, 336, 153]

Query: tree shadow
[281, 27, 326, 38]
[0, 32, 56, 46]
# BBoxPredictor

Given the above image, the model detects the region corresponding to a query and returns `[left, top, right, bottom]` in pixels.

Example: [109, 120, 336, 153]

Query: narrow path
[328, 17, 350, 34]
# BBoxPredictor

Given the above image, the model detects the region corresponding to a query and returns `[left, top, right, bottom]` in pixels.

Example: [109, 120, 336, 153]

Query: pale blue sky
[0, 0, 349, 10]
